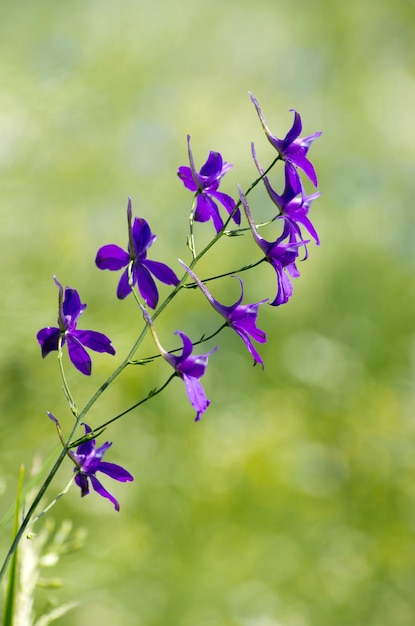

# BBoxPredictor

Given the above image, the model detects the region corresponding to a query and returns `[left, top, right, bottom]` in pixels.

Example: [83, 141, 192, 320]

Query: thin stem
[187, 198, 197, 258]
[131, 322, 227, 364]
[28, 477, 75, 528]
[183, 258, 266, 288]
[57, 336, 77, 417]
[86, 373, 177, 436]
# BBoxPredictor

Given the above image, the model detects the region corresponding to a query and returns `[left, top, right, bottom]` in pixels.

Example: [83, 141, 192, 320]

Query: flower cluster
[35, 93, 321, 511]
[243, 95, 322, 306]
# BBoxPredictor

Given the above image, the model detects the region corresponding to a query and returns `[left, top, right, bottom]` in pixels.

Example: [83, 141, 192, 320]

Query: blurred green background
[1, 0, 415, 624]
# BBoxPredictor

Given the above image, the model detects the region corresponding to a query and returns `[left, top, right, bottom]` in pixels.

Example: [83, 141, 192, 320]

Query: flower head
[252, 146, 321, 245]
[37, 277, 116, 375]
[95, 197, 180, 308]
[69, 423, 134, 511]
[250, 93, 322, 187]
[239, 187, 308, 306]
[177, 135, 240, 233]
[252, 148, 321, 245]
[180, 261, 267, 367]
[163, 330, 217, 421]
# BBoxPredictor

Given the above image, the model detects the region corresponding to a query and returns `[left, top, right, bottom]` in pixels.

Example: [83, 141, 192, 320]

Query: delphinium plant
[0, 93, 322, 622]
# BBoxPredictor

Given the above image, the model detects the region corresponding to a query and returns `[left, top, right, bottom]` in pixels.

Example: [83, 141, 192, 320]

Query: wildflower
[180, 261, 267, 367]
[249, 92, 322, 187]
[69, 423, 134, 511]
[95, 197, 180, 308]
[37, 277, 115, 376]
[239, 187, 308, 306]
[164, 331, 217, 421]
[177, 135, 240, 232]
[142, 307, 217, 421]
[252, 146, 321, 245]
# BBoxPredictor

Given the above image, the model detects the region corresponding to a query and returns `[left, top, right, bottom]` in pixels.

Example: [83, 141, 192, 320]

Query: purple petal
[62, 288, 85, 321]
[74, 473, 90, 497]
[74, 424, 95, 458]
[74, 434, 95, 461]
[47, 411, 60, 427]
[143, 259, 180, 286]
[199, 150, 223, 179]
[177, 165, 198, 192]
[209, 190, 240, 225]
[131, 217, 156, 256]
[90, 440, 113, 464]
[178, 353, 215, 378]
[269, 263, 294, 306]
[74, 329, 116, 355]
[134, 263, 159, 309]
[233, 328, 265, 367]
[89, 474, 120, 511]
[182, 373, 210, 421]
[66, 335, 92, 375]
[97, 461, 134, 482]
[117, 266, 133, 299]
[175, 330, 194, 361]
[288, 213, 320, 245]
[37, 326, 60, 357]
[231, 305, 267, 344]
[95, 244, 130, 271]
[282, 110, 303, 148]
[195, 194, 223, 233]
[288, 152, 319, 187]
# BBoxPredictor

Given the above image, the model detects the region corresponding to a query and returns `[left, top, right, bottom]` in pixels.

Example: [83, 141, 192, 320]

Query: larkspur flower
[95, 197, 180, 308]
[69, 422, 133, 511]
[252, 146, 321, 245]
[148, 323, 217, 421]
[177, 135, 240, 233]
[37, 277, 115, 376]
[239, 187, 308, 306]
[249, 92, 322, 187]
[180, 261, 267, 367]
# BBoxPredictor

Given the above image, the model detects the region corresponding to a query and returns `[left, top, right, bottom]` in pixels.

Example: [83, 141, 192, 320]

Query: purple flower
[162, 331, 217, 421]
[37, 277, 116, 376]
[180, 261, 267, 367]
[69, 423, 133, 511]
[239, 187, 308, 306]
[252, 146, 321, 245]
[177, 135, 240, 233]
[95, 197, 180, 308]
[249, 92, 322, 187]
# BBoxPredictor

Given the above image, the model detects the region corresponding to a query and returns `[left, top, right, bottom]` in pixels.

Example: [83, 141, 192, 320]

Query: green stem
[58, 336, 78, 417]
[132, 322, 228, 364]
[86, 373, 177, 437]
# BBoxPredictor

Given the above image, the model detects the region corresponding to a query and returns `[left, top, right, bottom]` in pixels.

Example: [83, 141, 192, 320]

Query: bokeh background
[1, 0, 415, 624]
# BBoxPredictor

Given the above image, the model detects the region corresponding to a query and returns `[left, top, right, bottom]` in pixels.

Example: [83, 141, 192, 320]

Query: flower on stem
[143, 309, 217, 421]
[249, 92, 322, 187]
[95, 197, 180, 308]
[179, 261, 267, 367]
[239, 187, 308, 306]
[69, 422, 134, 511]
[37, 277, 115, 376]
[252, 147, 321, 245]
[177, 135, 240, 233]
